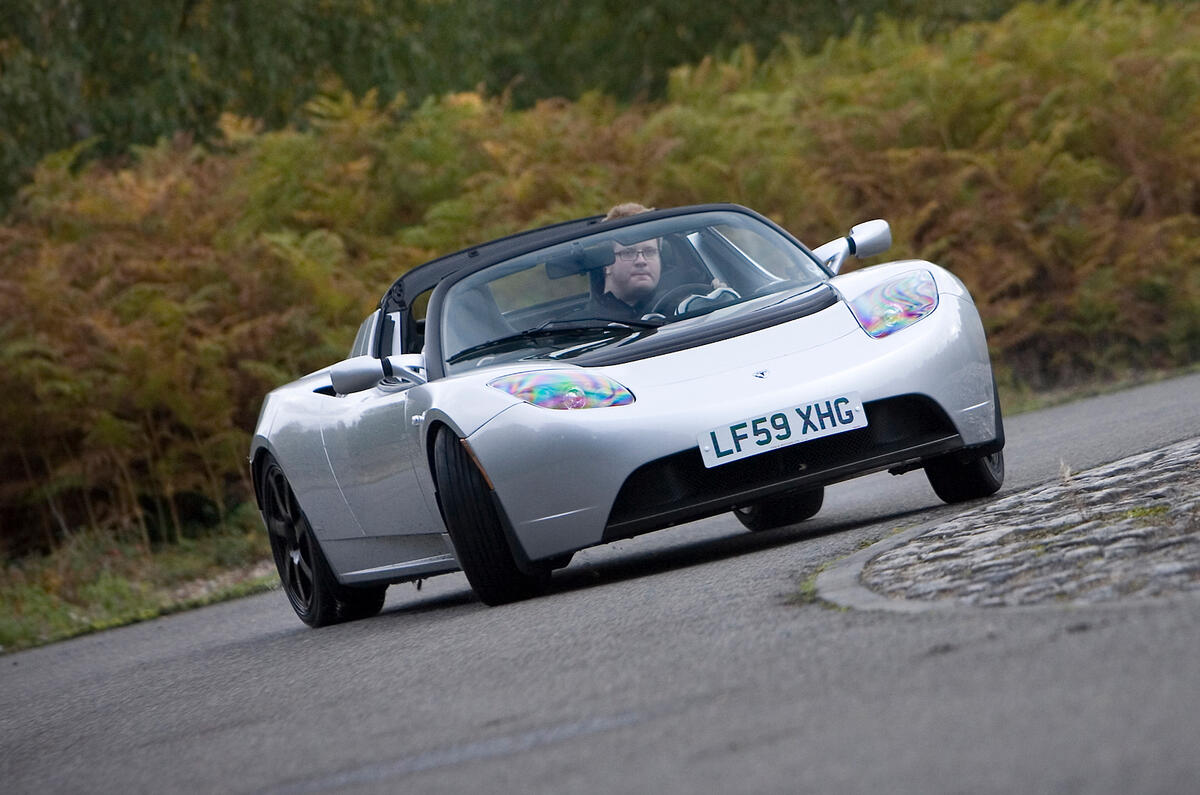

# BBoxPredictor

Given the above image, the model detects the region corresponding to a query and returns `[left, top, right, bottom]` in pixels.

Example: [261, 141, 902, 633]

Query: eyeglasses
[614, 245, 660, 262]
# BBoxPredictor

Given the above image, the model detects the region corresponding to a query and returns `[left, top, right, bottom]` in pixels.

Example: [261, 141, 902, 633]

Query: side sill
[340, 553, 460, 585]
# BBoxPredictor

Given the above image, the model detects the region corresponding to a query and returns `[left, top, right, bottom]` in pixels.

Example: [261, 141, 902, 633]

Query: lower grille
[603, 394, 960, 540]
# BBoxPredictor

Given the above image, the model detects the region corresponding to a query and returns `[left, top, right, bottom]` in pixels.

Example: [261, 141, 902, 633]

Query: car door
[320, 378, 442, 539]
[320, 311, 441, 540]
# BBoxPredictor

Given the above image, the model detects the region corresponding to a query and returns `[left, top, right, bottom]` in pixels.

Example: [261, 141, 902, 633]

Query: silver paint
[251, 217, 1002, 589]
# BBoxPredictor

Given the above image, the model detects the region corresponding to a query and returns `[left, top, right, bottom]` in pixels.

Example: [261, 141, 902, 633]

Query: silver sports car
[251, 204, 1004, 626]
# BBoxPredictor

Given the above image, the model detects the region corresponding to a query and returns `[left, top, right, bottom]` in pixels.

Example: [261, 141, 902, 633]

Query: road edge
[815, 518, 962, 614]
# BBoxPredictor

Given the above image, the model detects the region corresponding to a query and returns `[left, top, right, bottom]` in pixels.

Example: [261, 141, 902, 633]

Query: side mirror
[812, 219, 892, 274]
[329, 354, 427, 395]
[329, 356, 386, 395]
[848, 219, 891, 259]
[385, 353, 427, 386]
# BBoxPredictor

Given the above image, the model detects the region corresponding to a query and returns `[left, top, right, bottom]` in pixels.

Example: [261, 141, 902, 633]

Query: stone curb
[816, 517, 1200, 615]
[816, 518, 967, 614]
[816, 439, 1200, 614]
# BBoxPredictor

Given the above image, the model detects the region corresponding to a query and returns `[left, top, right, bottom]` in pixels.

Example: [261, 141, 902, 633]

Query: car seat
[442, 285, 515, 357]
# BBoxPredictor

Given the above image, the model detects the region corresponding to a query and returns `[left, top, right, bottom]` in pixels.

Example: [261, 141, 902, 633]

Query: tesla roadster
[251, 204, 1004, 625]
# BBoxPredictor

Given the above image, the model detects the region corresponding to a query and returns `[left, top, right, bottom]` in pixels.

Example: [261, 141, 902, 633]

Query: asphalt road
[3, 373, 1199, 794]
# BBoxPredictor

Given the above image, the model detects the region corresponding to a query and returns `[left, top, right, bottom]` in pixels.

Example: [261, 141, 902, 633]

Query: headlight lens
[849, 270, 939, 338]
[488, 371, 635, 409]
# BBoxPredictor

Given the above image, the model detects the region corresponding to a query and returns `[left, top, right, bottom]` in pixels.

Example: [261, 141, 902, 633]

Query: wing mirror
[848, 219, 892, 258]
[811, 219, 892, 274]
[329, 354, 427, 395]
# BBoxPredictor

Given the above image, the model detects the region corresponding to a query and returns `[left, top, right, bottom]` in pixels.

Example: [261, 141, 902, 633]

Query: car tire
[260, 456, 386, 627]
[433, 428, 546, 606]
[336, 585, 388, 622]
[733, 486, 824, 532]
[924, 448, 1005, 503]
[924, 382, 1006, 503]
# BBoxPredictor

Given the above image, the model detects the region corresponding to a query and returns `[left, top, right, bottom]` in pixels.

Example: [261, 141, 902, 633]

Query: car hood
[436, 286, 860, 397]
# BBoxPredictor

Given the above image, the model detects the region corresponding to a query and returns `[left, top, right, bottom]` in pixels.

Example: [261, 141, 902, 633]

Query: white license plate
[699, 392, 868, 468]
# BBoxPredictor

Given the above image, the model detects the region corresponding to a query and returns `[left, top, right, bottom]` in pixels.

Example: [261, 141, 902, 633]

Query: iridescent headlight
[849, 270, 939, 338]
[488, 371, 635, 410]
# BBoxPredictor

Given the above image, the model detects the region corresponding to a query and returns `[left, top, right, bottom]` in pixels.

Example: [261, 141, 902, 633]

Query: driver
[588, 203, 663, 321]
[592, 237, 663, 319]
[586, 201, 734, 321]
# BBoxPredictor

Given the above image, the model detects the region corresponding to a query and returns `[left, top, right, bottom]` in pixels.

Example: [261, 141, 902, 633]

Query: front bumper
[466, 296, 998, 561]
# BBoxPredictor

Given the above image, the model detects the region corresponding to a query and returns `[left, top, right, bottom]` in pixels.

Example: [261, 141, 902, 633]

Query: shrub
[1, 1, 1196, 559]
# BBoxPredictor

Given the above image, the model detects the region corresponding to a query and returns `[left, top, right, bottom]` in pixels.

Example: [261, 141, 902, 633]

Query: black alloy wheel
[924, 383, 1006, 503]
[261, 457, 385, 626]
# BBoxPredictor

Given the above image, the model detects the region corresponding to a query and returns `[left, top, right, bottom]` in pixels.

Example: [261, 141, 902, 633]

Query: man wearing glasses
[587, 202, 735, 321]
[596, 238, 663, 317]
[587, 202, 664, 320]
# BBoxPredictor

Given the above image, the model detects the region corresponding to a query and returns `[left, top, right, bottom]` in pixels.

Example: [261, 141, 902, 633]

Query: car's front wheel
[433, 428, 547, 606]
[260, 456, 386, 626]
[925, 382, 1006, 503]
[733, 486, 824, 532]
[924, 448, 1005, 503]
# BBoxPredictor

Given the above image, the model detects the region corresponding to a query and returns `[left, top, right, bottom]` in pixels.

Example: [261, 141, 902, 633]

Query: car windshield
[440, 210, 827, 373]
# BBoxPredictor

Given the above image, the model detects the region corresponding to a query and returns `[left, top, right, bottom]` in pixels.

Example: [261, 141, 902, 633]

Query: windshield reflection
[441, 211, 826, 373]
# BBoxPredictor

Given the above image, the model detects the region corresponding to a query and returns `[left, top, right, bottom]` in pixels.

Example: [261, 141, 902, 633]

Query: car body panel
[465, 269, 995, 560]
[319, 381, 441, 538]
[250, 205, 1004, 592]
[252, 375, 366, 542]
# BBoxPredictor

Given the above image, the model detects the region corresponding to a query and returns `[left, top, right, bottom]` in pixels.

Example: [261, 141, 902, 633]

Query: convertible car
[251, 204, 1004, 626]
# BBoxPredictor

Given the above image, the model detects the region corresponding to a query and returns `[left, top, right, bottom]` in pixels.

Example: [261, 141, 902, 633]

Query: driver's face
[606, 239, 661, 304]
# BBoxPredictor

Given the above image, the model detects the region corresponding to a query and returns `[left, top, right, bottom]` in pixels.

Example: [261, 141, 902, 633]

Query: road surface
[3, 373, 1199, 793]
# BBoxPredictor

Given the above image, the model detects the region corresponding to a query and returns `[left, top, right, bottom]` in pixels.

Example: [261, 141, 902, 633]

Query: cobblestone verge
[860, 438, 1200, 607]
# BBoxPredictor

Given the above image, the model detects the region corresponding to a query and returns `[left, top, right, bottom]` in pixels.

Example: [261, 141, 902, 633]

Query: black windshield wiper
[535, 317, 664, 331]
[445, 319, 659, 365]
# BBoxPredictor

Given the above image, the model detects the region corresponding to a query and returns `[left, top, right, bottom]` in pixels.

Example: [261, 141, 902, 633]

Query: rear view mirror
[545, 241, 615, 279]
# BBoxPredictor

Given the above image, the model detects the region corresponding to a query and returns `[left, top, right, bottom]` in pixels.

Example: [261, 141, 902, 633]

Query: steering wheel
[650, 283, 721, 316]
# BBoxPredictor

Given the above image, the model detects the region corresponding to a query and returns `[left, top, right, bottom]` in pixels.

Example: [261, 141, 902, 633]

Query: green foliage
[0, 517, 272, 652]
[0, 0, 442, 212]
[0, 1, 1197, 565]
[2, 0, 1031, 213]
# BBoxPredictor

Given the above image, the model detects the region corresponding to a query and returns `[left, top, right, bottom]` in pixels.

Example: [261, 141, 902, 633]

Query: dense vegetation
[2, 0, 1023, 212]
[1, 2, 1197, 644]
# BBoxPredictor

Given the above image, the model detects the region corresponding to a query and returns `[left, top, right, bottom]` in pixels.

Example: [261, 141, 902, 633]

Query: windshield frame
[421, 205, 828, 380]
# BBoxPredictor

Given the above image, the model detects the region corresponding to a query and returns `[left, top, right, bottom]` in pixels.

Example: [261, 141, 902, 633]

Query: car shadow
[383, 587, 478, 615]
[543, 505, 940, 596]
[369, 502, 953, 619]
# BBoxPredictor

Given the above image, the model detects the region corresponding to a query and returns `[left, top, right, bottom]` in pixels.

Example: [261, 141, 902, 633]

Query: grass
[792, 570, 824, 606]
[790, 562, 847, 611]
[1124, 505, 1169, 520]
[0, 505, 275, 654]
[999, 364, 1200, 416]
